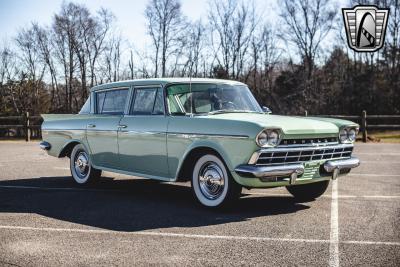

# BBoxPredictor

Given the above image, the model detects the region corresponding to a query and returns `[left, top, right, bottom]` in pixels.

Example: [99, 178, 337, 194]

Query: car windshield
[166, 83, 262, 115]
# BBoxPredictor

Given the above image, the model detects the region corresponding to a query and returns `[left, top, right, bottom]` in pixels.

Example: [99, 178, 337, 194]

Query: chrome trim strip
[86, 129, 118, 132]
[249, 143, 354, 165]
[119, 130, 165, 135]
[95, 86, 130, 93]
[167, 132, 249, 139]
[42, 129, 85, 132]
[277, 141, 339, 148]
[257, 143, 353, 153]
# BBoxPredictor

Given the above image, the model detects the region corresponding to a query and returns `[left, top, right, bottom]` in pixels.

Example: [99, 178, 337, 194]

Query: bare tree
[15, 26, 47, 114]
[53, 2, 78, 112]
[32, 23, 60, 110]
[279, 0, 336, 78]
[103, 34, 122, 82]
[208, 0, 258, 79]
[185, 20, 205, 77]
[145, 0, 185, 77]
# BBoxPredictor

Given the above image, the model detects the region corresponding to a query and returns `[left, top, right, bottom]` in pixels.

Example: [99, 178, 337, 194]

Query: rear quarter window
[96, 89, 128, 115]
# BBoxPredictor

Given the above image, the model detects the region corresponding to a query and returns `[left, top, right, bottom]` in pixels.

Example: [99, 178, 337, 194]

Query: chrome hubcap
[74, 151, 89, 179]
[198, 162, 225, 200]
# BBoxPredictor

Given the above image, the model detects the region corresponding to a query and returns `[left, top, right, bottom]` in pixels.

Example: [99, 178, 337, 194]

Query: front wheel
[191, 154, 242, 208]
[70, 144, 101, 185]
[286, 180, 330, 201]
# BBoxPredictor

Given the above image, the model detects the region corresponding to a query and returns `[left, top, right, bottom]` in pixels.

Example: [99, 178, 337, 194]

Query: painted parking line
[245, 192, 400, 199]
[348, 173, 400, 177]
[53, 167, 70, 170]
[329, 179, 339, 267]
[0, 225, 399, 246]
[360, 161, 400, 163]
[0, 185, 114, 192]
[354, 152, 400, 156]
[1, 185, 399, 200]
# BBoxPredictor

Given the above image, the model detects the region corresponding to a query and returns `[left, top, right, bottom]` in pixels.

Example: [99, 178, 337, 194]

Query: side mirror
[262, 106, 272, 114]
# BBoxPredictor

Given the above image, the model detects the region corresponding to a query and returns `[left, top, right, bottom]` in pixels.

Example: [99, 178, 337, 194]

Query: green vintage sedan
[40, 78, 360, 207]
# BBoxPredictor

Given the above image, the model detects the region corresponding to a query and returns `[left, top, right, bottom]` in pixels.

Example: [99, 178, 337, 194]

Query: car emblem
[342, 5, 389, 52]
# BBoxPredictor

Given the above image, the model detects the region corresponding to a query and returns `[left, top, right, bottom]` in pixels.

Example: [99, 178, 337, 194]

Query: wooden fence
[0, 110, 399, 142]
[305, 110, 400, 142]
[0, 112, 42, 141]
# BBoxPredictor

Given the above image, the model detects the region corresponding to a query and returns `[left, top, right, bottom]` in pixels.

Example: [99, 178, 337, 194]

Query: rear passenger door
[86, 88, 129, 169]
[118, 86, 169, 177]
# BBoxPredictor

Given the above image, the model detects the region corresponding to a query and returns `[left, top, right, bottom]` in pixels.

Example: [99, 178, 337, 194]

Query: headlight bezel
[256, 128, 282, 147]
[339, 126, 359, 143]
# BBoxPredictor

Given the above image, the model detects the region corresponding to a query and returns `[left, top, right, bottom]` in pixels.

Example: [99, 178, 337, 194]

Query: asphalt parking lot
[0, 141, 399, 266]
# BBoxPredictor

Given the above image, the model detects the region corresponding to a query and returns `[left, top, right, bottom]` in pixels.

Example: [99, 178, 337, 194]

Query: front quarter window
[79, 95, 91, 114]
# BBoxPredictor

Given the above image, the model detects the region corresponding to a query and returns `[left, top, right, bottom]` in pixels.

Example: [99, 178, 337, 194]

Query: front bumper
[235, 157, 360, 185]
[323, 157, 360, 179]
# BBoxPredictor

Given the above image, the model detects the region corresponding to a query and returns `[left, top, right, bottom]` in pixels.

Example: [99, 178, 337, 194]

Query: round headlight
[339, 128, 348, 143]
[257, 131, 268, 147]
[348, 128, 356, 142]
[256, 129, 281, 147]
[267, 130, 280, 146]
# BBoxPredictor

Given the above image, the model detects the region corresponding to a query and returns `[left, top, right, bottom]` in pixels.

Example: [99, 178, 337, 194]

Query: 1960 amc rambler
[40, 78, 360, 207]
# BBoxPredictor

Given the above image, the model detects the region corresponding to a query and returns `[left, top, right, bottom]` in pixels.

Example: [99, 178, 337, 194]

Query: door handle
[118, 125, 127, 129]
[87, 124, 96, 128]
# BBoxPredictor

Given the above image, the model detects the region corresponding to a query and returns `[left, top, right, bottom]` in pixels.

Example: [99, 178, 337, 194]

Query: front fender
[172, 137, 257, 181]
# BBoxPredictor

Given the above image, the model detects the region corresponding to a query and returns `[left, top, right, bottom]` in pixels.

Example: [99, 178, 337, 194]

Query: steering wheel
[221, 101, 237, 110]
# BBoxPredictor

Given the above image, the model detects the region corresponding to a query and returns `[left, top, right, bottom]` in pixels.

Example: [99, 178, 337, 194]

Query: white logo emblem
[342, 5, 389, 52]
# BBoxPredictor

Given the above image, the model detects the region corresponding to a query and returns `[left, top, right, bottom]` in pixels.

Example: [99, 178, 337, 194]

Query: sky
[0, 0, 276, 51]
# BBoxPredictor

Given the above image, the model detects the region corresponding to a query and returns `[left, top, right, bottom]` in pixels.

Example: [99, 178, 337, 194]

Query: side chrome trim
[119, 130, 165, 135]
[42, 129, 85, 132]
[86, 129, 119, 132]
[167, 132, 249, 139]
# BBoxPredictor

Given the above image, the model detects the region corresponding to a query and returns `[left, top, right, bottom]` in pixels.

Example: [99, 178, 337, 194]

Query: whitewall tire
[191, 154, 241, 207]
[70, 144, 101, 184]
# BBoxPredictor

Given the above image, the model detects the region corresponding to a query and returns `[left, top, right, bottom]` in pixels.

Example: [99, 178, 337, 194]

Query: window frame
[94, 87, 130, 115]
[128, 85, 166, 116]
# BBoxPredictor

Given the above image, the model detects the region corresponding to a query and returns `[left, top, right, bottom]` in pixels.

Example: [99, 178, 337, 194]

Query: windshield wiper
[208, 110, 263, 115]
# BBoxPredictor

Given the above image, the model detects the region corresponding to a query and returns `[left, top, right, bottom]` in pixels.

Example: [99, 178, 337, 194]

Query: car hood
[204, 113, 339, 135]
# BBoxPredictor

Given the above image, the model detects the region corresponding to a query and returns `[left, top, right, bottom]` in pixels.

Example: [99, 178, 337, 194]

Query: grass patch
[357, 130, 400, 143]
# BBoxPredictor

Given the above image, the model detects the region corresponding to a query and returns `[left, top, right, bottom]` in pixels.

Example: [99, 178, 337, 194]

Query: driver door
[118, 86, 169, 177]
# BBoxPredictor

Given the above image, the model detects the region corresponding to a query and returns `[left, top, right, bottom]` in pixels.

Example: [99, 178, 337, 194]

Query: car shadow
[0, 176, 310, 232]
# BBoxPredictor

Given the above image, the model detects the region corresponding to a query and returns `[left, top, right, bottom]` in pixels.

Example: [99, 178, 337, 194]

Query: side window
[96, 89, 128, 115]
[152, 88, 165, 115]
[131, 87, 164, 115]
[97, 91, 106, 113]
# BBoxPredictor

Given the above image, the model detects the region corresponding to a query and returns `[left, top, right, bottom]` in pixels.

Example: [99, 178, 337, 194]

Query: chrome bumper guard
[235, 164, 305, 184]
[235, 157, 360, 184]
[39, 141, 51, 150]
[323, 157, 360, 180]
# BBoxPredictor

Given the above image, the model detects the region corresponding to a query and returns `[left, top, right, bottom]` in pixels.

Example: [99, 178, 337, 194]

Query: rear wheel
[191, 154, 241, 208]
[286, 180, 330, 201]
[70, 144, 101, 185]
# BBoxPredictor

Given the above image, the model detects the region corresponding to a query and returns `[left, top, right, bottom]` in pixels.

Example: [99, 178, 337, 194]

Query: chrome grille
[279, 137, 338, 147]
[256, 144, 353, 166]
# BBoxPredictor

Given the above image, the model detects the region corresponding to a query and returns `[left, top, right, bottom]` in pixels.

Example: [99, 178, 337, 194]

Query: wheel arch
[175, 142, 232, 182]
[58, 140, 88, 158]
